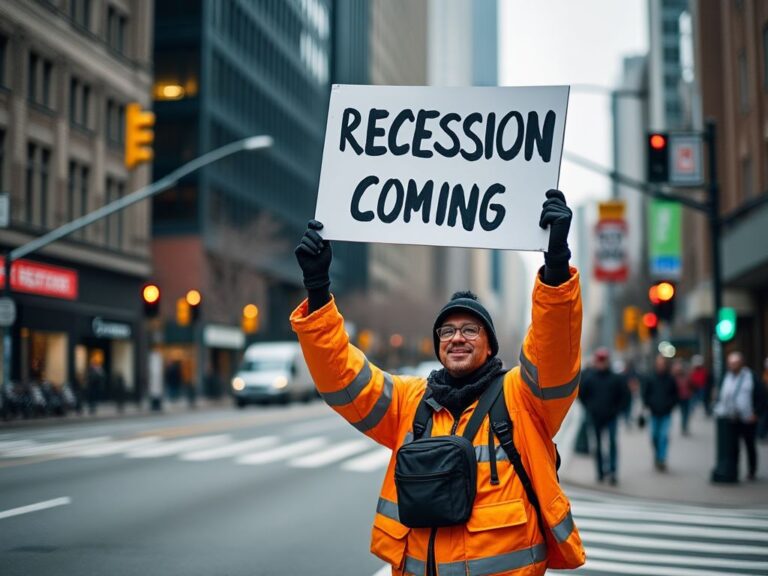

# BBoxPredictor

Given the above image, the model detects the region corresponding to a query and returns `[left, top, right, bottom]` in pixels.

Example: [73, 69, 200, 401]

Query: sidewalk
[560, 405, 768, 507]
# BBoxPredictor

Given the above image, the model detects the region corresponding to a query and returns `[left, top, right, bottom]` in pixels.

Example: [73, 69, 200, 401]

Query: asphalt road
[2, 402, 767, 576]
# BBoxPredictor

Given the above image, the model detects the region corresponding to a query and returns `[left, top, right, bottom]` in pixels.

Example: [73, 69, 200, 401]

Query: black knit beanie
[432, 291, 499, 358]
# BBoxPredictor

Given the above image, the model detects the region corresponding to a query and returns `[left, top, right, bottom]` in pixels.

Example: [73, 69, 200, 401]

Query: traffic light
[242, 304, 259, 334]
[715, 307, 737, 342]
[185, 289, 202, 322]
[649, 281, 676, 322]
[125, 102, 155, 169]
[642, 311, 659, 337]
[176, 297, 191, 327]
[647, 132, 669, 183]
[142, 283, 160, 317]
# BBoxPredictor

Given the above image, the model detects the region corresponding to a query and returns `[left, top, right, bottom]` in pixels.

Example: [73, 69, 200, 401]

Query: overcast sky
[498, 0, 648, 272]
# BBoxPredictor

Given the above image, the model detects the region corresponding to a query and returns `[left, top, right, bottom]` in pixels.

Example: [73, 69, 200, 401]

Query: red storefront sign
[594, 219, 628, 282]
[0, 258, 79, 300]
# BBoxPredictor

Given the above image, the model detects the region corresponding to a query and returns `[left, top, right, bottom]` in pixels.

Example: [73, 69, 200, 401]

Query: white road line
[73, 437, 162, 457]
[0, 440, 33, 451]
[575, 517, 768, 542]
[572, 502, 768, 529]
[341, 447, 391, 472]
[125, 435, 231, 458]
[580, 530, 768, 555]
[574, 498, 768, 518]
[289, 439, 373, 468]
[571, 498, 768, 529]
[371, 566, 390, 576]
[181, 437, 279, 461]
[237, 438, 327, 465]
[0, 437, 112, 458]
[584, 545, 768, 572]
[0, 497, 71, 520]
[578, 558, 741, 576]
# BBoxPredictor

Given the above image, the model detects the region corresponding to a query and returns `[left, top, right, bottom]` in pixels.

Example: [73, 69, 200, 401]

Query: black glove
[539, 189, 572, 285]
[295, 220, 332, 311]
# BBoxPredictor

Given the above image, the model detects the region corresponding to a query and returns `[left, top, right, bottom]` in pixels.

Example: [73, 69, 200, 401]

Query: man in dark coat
[642, 354, 679, 471]
[579, 348, 630, 484]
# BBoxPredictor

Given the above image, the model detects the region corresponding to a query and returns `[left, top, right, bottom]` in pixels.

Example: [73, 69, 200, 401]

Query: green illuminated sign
[715, 307, 737, 342]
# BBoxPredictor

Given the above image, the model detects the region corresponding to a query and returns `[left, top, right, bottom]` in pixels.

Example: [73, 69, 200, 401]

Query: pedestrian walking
[642, 355, 679, 471]
[672, 359, 693, 435]
[713, 351, 766, 480]
[291, 190, 585, 573]
[86, 355, 105, 416]
[689, 355, 710, 416]
[578, 348, 630, 484]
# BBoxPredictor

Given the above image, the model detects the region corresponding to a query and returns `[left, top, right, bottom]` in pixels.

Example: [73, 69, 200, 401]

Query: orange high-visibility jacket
[290, 268, 585, 575]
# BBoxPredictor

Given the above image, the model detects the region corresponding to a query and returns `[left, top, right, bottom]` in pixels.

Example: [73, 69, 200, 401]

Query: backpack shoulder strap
[411, 389, 434, 440]
[461, 372, 506, 442]
[489, 392, 547, 538]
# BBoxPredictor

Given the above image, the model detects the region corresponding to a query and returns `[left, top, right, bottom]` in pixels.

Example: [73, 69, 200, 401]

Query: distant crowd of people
[577, 348, 768, 484]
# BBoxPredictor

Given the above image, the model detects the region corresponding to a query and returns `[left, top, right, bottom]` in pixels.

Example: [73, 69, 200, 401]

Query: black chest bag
[394, 373, 558, 531]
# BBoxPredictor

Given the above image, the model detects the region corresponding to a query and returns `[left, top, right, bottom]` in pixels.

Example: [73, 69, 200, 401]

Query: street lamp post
[0, 136, 273, 407]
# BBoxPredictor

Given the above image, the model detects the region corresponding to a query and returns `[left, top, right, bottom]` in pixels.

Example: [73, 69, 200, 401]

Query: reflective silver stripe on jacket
[474, 445, 509, 462]
[376, 497, 399, 522]
[351, 372, 393, 432]
[320, 359, 372, 406]
[551, 509, 575, 543]
[404, 543, 547, 576]
[519, 350, 580, 400]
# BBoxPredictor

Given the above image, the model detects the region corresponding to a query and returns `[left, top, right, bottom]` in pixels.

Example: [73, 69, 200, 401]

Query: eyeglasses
[436, 323, 482, 341]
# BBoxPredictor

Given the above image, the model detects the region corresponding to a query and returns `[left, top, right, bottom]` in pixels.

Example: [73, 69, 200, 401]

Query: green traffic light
[715, 307, 736, 341]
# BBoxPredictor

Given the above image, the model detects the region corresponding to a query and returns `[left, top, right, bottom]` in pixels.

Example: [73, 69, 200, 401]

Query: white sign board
[669, 133, 704, 187]
[316, 85, 570, 251]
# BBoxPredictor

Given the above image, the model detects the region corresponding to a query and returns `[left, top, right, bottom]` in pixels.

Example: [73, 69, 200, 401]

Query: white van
[231, 342, 315, 407]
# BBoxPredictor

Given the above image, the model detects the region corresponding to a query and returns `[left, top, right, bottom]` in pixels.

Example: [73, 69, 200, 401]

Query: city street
[2, 403, 767, 576]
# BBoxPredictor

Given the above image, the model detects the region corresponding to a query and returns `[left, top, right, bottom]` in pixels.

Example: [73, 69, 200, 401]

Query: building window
[106, 98, 125, 148]
[67, 160, 90, 238]
[739, 51, 749, 112]
[105, 176, 124, 249]
[107, 6, 127, 55]
[70, 0, 92, 30]
[24, 143, 52, 227]
[763, 26, 768, 91]
[69, 76, 91, 129]
[742, 157, 754, 199]
[0, 34, 8, 89]
[28, 51, 54, 109]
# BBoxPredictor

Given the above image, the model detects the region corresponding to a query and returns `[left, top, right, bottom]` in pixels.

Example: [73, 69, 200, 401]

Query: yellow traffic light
[176, 297, 191, 327]
[185, 289, 202, 307]
[623, 306, 640, 333]
[242, 304, 259, 334]
[125, 102, 155, 169]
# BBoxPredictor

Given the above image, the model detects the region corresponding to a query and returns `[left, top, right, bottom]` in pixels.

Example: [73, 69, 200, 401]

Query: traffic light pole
[0, 135, 273, 394]
[705, 120, 723, 383]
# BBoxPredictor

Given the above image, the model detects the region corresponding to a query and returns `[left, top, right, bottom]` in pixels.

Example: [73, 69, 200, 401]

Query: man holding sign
[290, 86, 583, 575]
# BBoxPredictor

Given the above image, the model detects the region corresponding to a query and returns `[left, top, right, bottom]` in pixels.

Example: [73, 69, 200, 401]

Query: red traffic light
[649, 133, 667, 150]
[642, 312, 659, 329]
[142, 283, 160, 304]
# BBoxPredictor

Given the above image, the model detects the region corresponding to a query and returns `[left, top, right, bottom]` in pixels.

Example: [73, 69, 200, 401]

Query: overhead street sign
[669, 133, 704, 187]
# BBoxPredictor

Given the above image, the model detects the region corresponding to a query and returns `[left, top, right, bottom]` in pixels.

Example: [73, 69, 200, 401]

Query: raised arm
[517, 190, 582, 437]
[291, 221, 418, 449]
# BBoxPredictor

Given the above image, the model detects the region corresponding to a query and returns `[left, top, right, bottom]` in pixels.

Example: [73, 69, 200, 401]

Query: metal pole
[706, 120, 723, 383]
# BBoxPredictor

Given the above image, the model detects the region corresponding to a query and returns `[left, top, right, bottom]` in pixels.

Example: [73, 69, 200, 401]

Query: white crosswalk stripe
[237, 437, 328, 465]
[125, 435, 231, 458]
[181, 436, 279, 461]
[341, 447, 391, 472]
[567, 495, 768, 575]
[0, 433, 391, 473]
[289, 439, 373, 468]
